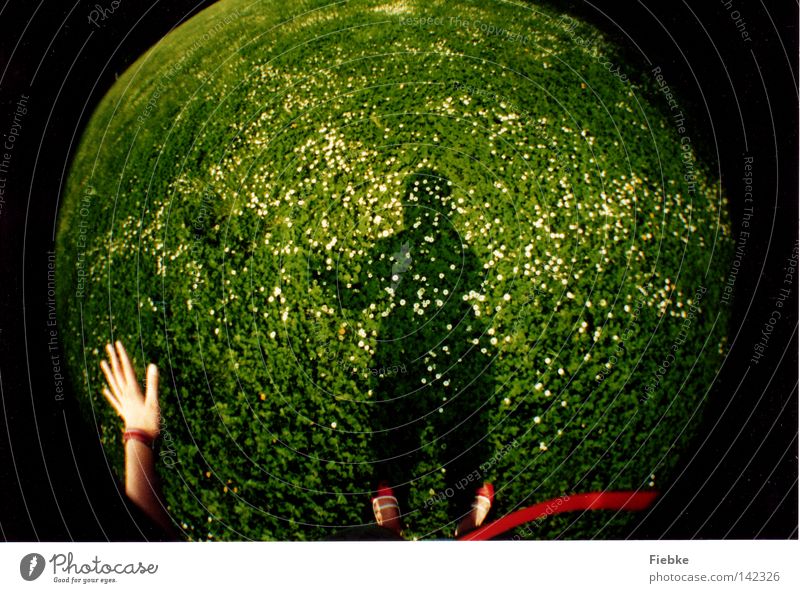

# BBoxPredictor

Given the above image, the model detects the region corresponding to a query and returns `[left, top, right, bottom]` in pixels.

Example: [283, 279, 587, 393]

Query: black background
[0, 0, 796, 540]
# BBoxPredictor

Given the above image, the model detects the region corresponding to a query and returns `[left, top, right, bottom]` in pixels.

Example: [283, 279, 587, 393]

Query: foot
[455, 482, 494, 537]
[372, 481, 403, 536]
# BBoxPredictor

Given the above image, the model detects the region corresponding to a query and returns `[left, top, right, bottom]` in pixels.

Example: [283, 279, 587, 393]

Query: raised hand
[100, 341, 160, 437]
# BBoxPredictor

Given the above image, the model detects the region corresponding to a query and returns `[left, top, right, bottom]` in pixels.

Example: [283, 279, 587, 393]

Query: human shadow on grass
[316, 169, 495, 527]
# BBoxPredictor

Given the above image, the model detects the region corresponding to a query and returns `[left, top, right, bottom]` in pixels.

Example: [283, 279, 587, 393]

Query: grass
[56, 0, 732, 540]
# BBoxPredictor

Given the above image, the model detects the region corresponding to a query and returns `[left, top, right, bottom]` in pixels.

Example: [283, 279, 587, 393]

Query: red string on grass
[457, 490, 659, 541]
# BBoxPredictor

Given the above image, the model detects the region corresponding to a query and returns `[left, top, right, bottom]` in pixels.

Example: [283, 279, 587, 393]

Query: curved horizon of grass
[56, 0, 732, 540]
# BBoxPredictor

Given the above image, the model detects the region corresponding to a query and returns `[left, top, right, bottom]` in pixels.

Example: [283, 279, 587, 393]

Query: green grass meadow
[56, 0, 732, 540]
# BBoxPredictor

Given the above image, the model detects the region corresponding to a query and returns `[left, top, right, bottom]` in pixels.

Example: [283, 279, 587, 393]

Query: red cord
[122, 428, 156, 448]
[457, 490, 659, 541]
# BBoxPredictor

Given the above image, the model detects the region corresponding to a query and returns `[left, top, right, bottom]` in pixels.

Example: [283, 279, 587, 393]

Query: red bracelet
[123, 428, 157, 448]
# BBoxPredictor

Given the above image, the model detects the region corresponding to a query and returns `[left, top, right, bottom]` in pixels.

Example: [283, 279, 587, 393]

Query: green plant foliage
[56, 0, 732, 540]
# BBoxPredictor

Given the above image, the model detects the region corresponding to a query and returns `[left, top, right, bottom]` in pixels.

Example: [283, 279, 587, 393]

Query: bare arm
[100, 341, 175, 538]
[123, 438, 173, 536]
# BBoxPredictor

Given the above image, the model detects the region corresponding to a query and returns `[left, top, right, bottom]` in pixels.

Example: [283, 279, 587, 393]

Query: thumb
[145, 363, 159, 406]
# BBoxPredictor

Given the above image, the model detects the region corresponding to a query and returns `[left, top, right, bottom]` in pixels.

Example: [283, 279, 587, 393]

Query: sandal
[472, 482, 494, 514]
[371, 480, 401, 527]
[454, 482, 494, 537]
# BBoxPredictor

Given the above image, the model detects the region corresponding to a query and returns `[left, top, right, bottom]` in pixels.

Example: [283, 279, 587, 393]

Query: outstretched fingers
[100, 359, 121, 397]
[145, 364, 159, 408]
[105, 342, 125, 389]
[115, 341, 139, 390]
[102, 387, 123, 417]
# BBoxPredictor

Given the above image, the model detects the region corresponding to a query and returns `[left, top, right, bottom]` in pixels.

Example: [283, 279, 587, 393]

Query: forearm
[124, 439, 174, 537]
